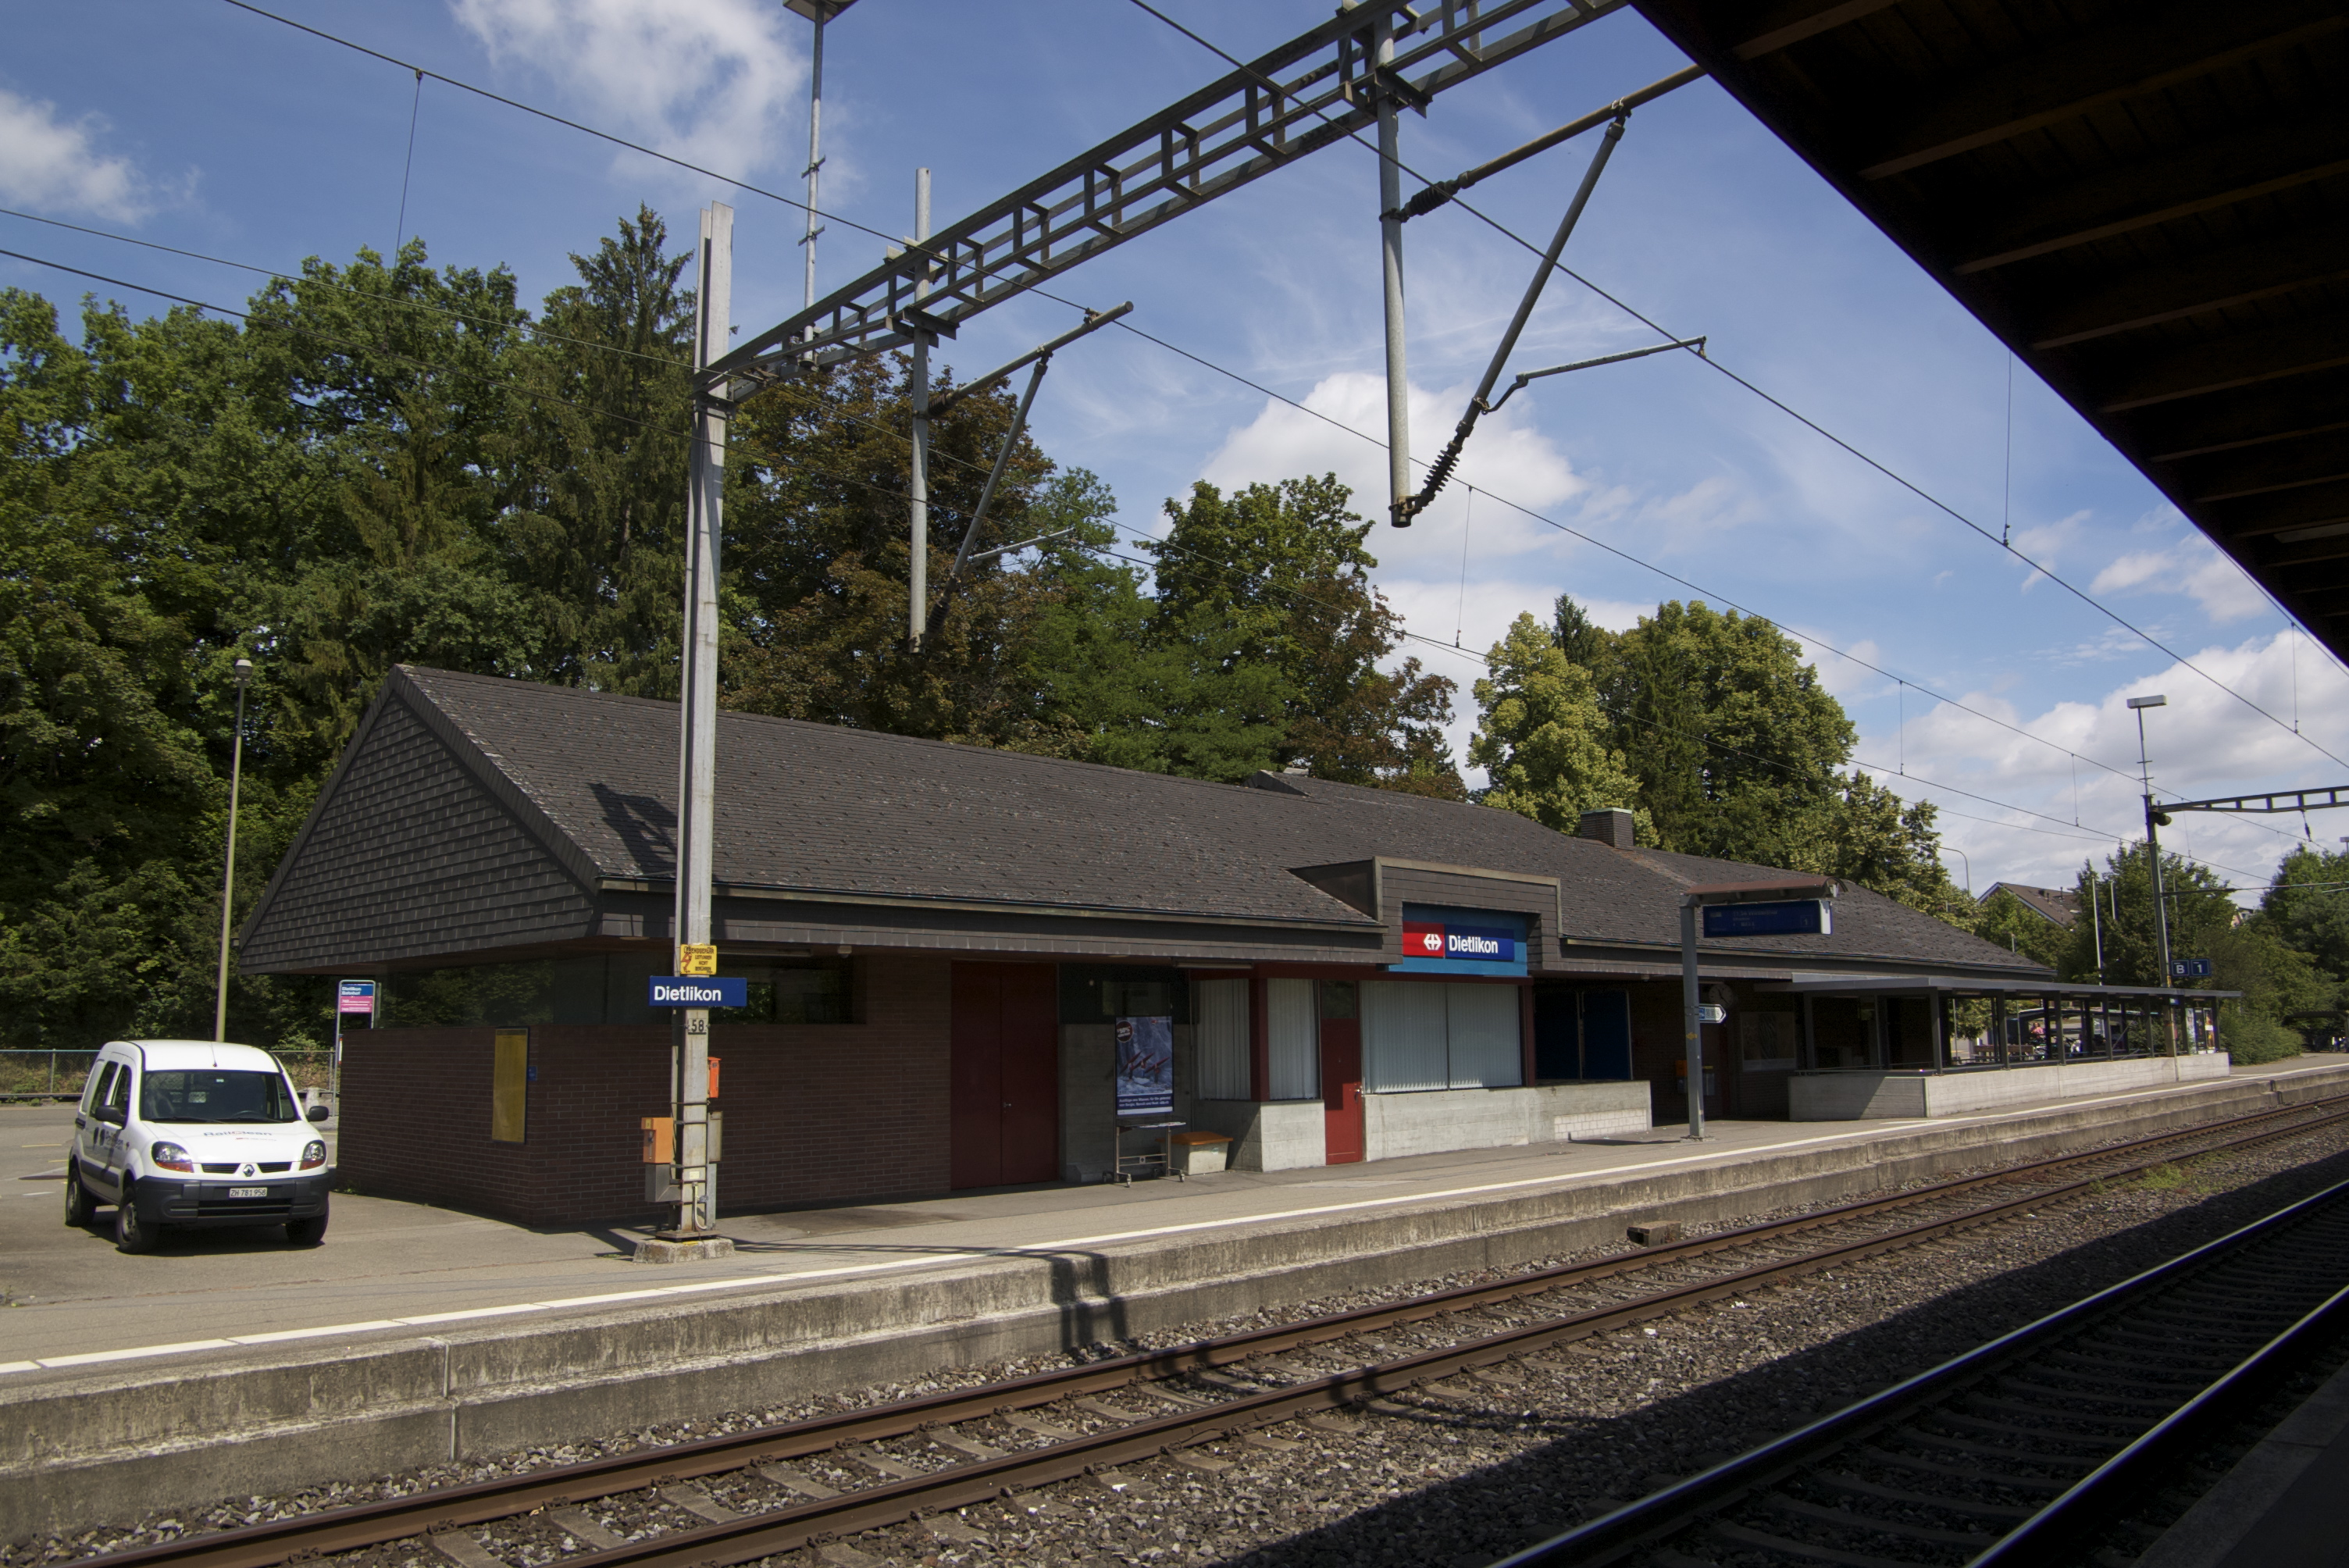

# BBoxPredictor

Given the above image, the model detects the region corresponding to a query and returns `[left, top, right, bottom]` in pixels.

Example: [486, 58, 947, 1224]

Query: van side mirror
[97, 1106, 126, 1128]
[307, 1104, 330, 1123]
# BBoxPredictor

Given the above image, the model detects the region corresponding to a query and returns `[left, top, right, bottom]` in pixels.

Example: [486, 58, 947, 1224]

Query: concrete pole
[1374, 17, 1410, 513]
[1680, 902, 1705, 1141]
[2134, 706, 2176, 991]
[212, 658, 252, 1042]
[908, 168, 932, 650]
[671, 201, 731, 1241]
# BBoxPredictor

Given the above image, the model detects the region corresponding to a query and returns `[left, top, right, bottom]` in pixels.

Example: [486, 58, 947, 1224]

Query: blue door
[1581, 991, 1633, 1080]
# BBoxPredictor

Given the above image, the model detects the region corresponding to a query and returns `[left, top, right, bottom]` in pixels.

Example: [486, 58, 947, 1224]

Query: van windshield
[138, 1069, 299, 1124]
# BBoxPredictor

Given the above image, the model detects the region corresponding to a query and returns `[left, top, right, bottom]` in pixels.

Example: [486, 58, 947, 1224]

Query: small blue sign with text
[1702, 900, 1830, 938]
[648, 976, 747, 1008]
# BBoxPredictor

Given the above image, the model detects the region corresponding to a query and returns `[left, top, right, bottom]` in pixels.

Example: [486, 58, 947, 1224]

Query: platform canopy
[1635, 0, 2349, 657]
[1760, 972, 2237, 1003]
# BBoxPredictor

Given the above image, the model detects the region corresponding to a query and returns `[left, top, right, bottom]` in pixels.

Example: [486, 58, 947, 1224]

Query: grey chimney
[1577, 807, 1635, 850]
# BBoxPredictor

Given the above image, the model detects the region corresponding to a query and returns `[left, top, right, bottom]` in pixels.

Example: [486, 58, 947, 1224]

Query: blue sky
[6, 0, 2344, 900]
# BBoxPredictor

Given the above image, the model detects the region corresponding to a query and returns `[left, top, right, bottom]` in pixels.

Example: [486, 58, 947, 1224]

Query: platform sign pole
[668, 201, 732, 1243]
[1679, 903, 1704, 1141]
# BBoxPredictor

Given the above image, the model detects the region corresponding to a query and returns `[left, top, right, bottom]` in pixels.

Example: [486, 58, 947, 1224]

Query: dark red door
[1320, 1015, 1364, 1165]
[951, 964, 1060, 1188]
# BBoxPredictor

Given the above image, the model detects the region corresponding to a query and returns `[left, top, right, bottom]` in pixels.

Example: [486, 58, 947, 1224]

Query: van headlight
[150, 1142, 196, 1173]
[301, 1141, 326, 1170]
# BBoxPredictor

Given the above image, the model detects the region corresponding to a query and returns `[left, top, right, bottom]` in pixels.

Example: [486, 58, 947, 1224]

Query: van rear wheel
[285, 1213, 328, 1246]
[115, 1199, 159, 1254]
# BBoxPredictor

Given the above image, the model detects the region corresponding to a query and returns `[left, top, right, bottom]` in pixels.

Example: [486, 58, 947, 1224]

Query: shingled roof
[239, 666, 2047, 980]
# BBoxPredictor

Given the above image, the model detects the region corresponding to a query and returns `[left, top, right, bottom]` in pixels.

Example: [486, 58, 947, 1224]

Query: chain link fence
[0, 1049, 335, 1101]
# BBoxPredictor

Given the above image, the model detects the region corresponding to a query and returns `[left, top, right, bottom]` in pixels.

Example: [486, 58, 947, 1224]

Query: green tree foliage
[2262, 846, 2349, 996]
[1973, 888, 2071, 972]
[1469, 613, 1647, 838]
[2055, 843, 2326, 1059]
[1476, 592, 1969, 921]
[1, 215, 1470, 1045]
[1143, 476, 1462, 793]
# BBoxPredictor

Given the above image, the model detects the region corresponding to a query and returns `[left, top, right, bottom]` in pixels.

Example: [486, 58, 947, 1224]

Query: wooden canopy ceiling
[1632, 0, 2349, 661]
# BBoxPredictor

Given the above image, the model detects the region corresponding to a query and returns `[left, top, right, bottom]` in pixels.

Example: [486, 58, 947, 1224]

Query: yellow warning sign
[677, 943, 718, 977]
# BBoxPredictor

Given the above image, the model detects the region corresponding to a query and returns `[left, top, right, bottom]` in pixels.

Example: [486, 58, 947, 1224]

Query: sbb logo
[1403, 923, 1445, 957]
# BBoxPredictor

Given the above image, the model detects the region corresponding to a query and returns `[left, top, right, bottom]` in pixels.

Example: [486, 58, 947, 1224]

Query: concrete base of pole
[633, 1235, 736, 1264]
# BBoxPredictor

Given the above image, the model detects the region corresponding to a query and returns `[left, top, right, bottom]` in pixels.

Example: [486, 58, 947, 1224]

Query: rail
[70, 1092, 2349, 1568]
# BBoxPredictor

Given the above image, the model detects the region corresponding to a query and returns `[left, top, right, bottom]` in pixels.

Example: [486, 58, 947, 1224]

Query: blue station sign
[1394, 905, 1529, 976]
[1702, 900, 1832, 938]
[648, 976, 748, 1009]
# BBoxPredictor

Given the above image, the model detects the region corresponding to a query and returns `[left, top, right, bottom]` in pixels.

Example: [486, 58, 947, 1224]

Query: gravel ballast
[12, 1119, 2349, 1568]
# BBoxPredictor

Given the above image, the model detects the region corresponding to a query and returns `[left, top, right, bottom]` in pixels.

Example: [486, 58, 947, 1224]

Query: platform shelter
[239, 666, 2130, 1223]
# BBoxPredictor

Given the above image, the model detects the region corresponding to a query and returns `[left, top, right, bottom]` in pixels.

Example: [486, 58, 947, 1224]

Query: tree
[1147, 476, 1462, 793]
[2262, 846, 2349, 996]
[1470, 613, 1649, 839]
[1973, 888, 2068, 971]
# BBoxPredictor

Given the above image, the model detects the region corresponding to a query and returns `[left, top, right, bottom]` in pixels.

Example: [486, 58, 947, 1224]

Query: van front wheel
[115, 1196, 160, 1254]
[62, 1168, 91, 1228]
[285, 1213, 328, 1246]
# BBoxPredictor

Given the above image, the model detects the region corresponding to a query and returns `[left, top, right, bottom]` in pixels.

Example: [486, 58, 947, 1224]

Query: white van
[66, 1040, 332, 1253]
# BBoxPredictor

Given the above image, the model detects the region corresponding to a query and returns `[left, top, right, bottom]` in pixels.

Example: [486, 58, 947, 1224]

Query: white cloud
[2088, 533, 2269, 623]
[1198, 370, 1584, 531]
[0, 89, 173, 221]
[451, 0, 804, 180]
[1884, 629, 2349, 897]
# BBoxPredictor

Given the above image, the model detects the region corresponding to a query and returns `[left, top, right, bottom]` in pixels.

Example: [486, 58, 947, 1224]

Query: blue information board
[2170, 958, 2212, 979]
[647, 975, 747, 1008]
[1702, 900, 1830, 938]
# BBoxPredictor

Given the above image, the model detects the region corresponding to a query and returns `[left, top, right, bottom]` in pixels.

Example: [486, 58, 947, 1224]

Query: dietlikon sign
[1401, 922, 1518, 963]
[1395, 905, 1530, 975]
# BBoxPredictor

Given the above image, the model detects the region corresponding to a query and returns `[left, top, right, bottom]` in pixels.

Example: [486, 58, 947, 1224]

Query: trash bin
[1166, 1130, 1232, 1176]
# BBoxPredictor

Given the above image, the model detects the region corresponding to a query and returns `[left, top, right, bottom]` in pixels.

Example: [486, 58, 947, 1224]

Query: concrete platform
[2139, 1338, 2349, 1567]
[5, 1057, 2347, 1542]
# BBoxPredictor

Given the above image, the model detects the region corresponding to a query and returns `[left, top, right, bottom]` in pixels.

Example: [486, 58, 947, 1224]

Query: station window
[1362, 980, 1523, 1092]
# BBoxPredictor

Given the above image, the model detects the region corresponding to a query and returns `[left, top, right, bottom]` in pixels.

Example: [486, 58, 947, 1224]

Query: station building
[239, 667, 2219, 1224]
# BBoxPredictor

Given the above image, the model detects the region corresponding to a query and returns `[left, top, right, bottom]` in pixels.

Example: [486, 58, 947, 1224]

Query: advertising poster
[1114, 1015, 1174, 1118]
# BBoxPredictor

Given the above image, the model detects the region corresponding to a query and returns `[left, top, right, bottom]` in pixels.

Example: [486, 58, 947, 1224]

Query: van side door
[94, 1060, 134, 1194]
[76, 1061, 117, 1193]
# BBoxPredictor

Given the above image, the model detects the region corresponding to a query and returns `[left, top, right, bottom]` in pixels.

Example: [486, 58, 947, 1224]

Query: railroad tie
[656, 1484, 739, 1524]
[1000, 1411, 1080, 1439]
[755, 1463, 839, 1499]
[929, 1432, 1005, 1459]
[843, 1447, 925, 1481]
[814, 1545, 881, 1568]
[428, 1533, 505, 1568]
[544, 1508, 622, 1550]
[926, 1517, 989, 1547]
[1164, 1448, 1232, 1474]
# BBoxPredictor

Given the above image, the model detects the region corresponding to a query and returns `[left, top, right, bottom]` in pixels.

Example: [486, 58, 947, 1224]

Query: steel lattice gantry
[708, 0, 1633, 387]
[1631, 0, 2349, 662]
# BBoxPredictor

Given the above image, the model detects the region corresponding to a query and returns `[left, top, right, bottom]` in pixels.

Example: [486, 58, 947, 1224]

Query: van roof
[112, 1040, 285, 1072]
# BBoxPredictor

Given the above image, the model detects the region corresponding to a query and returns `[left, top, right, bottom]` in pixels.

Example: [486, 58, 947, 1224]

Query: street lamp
[1940, 845, 1973, 896]
[2127, 693, 2176, 989]
[212, 657, 253, 1042]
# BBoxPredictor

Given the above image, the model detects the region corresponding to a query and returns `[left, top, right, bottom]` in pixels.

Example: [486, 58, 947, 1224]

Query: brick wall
[338, 952, 954, 1224]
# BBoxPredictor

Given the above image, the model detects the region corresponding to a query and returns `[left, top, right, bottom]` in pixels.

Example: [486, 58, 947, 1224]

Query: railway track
[1500, 1172, 2349, 1567]
[81, 1094, 2349, 1568]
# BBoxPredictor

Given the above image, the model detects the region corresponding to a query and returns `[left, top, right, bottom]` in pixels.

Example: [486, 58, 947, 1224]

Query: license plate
[227, 1186, 269, 1198]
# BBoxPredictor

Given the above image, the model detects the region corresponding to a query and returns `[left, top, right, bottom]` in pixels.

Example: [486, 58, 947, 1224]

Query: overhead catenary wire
[20, 239, 2278, 888]
[1100, 519, 2274, 882]
[16, 207, 2315, 861]
[213, 0, 2340, 794]
[1119, 0, 2349, 777]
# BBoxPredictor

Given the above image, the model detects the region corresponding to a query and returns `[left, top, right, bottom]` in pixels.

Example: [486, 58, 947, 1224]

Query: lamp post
[1940, 846, 1972, 896]
[212, 657, 254, 1042]
[2127, 694, 2175, 989]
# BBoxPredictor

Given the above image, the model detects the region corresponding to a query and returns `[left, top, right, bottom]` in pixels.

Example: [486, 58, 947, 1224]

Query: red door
[1320, 1014, 1364, 1165]
[950, 964, 1060, 1188]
